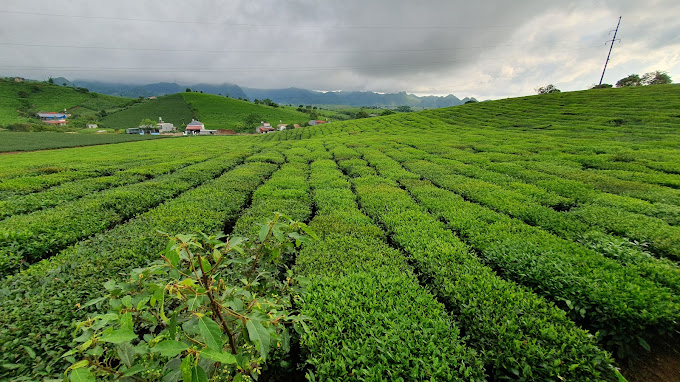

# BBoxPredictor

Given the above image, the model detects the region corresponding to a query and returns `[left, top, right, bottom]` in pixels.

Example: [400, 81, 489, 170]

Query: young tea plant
[63, 213, 315, 381]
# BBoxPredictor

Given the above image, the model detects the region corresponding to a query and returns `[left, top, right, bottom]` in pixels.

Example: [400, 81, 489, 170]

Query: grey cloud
[0, 0, 677, 99]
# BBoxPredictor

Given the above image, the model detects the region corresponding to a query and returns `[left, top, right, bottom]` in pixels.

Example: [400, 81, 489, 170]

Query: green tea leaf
[614, 369, 628, 382]
[68, 360, 89, 370]
[212, 248, 222, 263]
[200, 349, 237, 365]
[120, 312, 133, 330]
[152, 340, 189, 357]
[122, 363, 145, 377]
[166, 247, 180, 268]
[69, 367, 95, 382]
[100, 328, 137, 344]
[181, 354, 193, 382]
[638, 337, 651, 352]
[23, 346, 36, 359]
[246, 319, 270, 360]
[200, 257, 211, 273]
[258, 224, 270, 243]
[82, 295, 108, 308]
[193, 365, 209, 382]
[121, 295, 132, 309]
[116, 343, 135, 367]
[198, 316, 223, 351]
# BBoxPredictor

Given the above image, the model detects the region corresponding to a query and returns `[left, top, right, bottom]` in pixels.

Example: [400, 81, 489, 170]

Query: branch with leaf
[63, 213, 314, 381]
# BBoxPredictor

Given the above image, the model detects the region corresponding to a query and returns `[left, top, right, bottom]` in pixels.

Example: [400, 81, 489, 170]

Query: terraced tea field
[1, 85, 679, 381]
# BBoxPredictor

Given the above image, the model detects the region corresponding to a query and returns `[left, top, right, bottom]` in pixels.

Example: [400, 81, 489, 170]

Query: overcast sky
[0, 0, 678, 100]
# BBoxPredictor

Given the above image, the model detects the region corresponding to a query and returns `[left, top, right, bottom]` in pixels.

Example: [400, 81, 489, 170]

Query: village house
[277, 124, 288, 131]
[38, 112, 67, 121]
[126, 126, 160, 135]
[37, 112, 68, 126]
[256, 126, 275, 134]
[87, 124, 98, 129]
[157, 123, 175, 133]
[184, 119, 217, 135]
[256, 122, 275, 134]
[156, 118, 176, 133]
[185, 119, 204, 135]
[308, 120, 327, 126]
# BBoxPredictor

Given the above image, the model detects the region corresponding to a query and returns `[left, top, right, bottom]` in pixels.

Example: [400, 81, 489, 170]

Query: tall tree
[616, 74, 641, 87]
[641, 71, 672, 85]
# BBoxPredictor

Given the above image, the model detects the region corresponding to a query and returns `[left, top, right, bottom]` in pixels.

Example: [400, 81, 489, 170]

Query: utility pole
[598, 16, 621, 86]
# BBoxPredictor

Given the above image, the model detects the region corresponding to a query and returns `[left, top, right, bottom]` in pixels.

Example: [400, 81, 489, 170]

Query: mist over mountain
[51, 78, 474, 108]
[242, 88, 475, 108]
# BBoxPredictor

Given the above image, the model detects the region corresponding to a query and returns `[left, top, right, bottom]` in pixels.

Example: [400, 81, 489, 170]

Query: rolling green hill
[181, 92, 311, 132]
[0, 78, 132, 128]
[100, 93, 193, 129]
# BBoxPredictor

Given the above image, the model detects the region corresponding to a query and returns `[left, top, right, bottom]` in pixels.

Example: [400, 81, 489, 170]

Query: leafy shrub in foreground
[64, 214, 312, 381]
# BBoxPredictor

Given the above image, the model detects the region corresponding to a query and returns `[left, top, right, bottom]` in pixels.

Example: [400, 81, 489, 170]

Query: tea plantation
[1, 84, 679, 381]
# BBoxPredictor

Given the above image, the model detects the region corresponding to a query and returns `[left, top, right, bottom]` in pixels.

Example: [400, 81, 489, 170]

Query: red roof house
[185, 120, 205, 132]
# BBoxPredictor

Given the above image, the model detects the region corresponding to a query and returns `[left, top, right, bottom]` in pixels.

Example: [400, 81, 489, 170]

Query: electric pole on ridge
[598, 16, 621, 86]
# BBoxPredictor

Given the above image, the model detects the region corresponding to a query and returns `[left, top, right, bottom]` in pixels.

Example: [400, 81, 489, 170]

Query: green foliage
[139, 118, 157, 128]
[355, 109, 369, 119]
[591, 83, 613, 89]
[243, 113, 262, 129]
[641, 70, 672, 85]
[536, 84, 561, 94]
[616, 74, 641, 87]
[63, 215, 311, 381]
[616, 72, 673, 87]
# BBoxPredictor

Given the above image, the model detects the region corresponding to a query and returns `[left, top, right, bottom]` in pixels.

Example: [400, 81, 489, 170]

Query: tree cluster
[535, 84, 561, 95]
[254, 98, 279, 107]
[616, 71, 672, 87]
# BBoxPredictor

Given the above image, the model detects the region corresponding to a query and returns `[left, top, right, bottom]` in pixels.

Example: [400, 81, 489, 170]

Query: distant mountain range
[242, 88, 476, 108]
[53, 78, 247, 99]
[53, 77, 475, 108]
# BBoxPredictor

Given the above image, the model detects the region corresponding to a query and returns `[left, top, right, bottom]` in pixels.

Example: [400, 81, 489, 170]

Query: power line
[0, 9, 517, 29]
[0, 40, 597, 55]
[0, 46, 601, 73]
